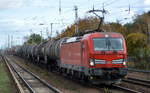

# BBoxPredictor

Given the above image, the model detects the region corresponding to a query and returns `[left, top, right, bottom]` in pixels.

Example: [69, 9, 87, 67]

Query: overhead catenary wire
[104, 0, 117, 6]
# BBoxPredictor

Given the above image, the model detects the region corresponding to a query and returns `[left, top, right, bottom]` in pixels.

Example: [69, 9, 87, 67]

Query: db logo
[107, 61, 111, 64]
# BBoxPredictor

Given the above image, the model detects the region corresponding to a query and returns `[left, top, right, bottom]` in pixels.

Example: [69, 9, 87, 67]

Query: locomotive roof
[87, 32, 122, 35]
[83, 32, 123, 38]
[62, 32, 123, 44]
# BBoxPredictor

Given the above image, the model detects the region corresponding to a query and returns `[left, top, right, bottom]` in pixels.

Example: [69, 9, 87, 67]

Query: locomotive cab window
[93, 38, 123, 51]
[109, 38, 123, 51]
[93, 38, 108, 51]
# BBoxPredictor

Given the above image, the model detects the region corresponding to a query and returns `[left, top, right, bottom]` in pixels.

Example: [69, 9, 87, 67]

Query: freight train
[15, 32, 127, 85]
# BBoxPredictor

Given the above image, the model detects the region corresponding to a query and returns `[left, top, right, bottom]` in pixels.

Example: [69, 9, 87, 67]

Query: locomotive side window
[93, 38, 123, 51]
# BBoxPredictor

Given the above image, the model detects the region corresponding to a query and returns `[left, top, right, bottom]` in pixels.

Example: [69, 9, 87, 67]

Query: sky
[0, 0, 150, 48]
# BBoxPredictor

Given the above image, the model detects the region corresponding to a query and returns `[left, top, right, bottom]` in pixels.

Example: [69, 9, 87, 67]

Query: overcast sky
[0, 0, 150, 48]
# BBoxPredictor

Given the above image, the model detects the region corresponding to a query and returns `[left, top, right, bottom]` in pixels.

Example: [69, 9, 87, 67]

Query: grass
[103, 87, 110, 93]
[0, 61, 15, 93]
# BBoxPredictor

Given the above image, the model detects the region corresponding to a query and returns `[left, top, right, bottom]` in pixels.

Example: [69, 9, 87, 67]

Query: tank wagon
[16, 32, 127, 84]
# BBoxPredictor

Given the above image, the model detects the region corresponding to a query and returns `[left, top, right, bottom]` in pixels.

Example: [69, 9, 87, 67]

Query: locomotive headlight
[123, 61, 126, 66]
[123, 58, 127, 66]
[90, 59, 95, 66]
[122, 58, 127, 66]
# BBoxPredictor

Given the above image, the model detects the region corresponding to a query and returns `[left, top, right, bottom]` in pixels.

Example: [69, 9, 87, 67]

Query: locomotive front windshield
[93, 38, 123, 51]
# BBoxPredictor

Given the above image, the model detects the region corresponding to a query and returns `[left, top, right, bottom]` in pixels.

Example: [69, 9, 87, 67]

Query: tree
[56, 17, 100, 38]
[103, 22, 126, 36]
[124, 12, 150, 38]
[24, 34, 44, 45]
[126, 33, 147, 60]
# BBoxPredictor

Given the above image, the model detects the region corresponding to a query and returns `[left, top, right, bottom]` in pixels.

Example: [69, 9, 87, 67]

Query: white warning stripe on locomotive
[66, 37, 81, 43]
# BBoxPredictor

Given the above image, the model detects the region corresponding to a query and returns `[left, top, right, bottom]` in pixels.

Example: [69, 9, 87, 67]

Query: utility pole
[11, 35, 13, 48]
[59, 0, 61, 15]
[74, 5, 78, 35]
[102, 3, 105, 20]
[40, 30, 43, 43]
[49, 23, 59, 40]
[30, 29, 33, 44]
[46, 27, 49, 39]
[50, 23, 53, 40]
[8, 35, 10, 48]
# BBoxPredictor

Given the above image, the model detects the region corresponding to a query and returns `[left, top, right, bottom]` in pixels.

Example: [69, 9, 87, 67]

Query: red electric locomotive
[60, 32, 127, 84]
[15, 31, 127, 85]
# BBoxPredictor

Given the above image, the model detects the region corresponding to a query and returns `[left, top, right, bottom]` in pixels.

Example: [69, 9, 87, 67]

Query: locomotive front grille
[95, 59, 106, 64]
[112, 59, 123, 64]
[91, 59, 125, 65]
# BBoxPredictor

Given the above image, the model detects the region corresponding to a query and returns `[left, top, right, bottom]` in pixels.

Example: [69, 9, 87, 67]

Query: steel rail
[123, 77, 150, 88]
[16, 63, 61, 93]
[128, 68, 150, 73]
[112, 84, 142, 93]
[7, 56, 62, 93]
[127, 77, 150, 84]
[4, 56, 35, 93]
[1, 55, 25, 93]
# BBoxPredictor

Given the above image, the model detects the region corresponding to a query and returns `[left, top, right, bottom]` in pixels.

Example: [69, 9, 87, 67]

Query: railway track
[3, 56, 61, 93]
[4, 55, 147, 93]
[112, 84, 142, 93]
[123, 77, 150, 88]
[128, 68, 150, 73]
